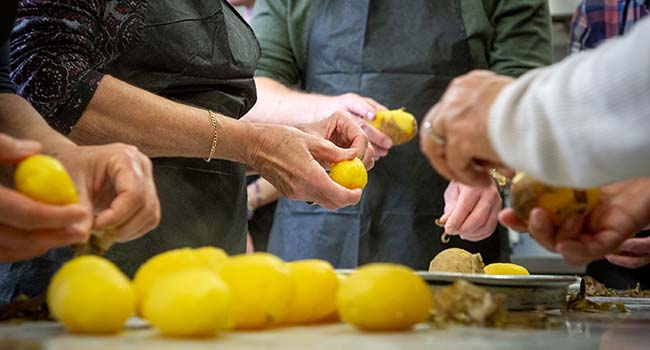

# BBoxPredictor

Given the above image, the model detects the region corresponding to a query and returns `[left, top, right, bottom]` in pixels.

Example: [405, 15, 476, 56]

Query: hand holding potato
[438, 181, 501, 242]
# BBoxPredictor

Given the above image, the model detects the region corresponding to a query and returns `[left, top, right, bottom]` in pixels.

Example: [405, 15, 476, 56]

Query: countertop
[1, 297, 650, 350]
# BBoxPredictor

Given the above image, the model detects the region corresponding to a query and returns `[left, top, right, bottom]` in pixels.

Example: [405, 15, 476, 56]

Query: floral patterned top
[10, 0, 147, 134]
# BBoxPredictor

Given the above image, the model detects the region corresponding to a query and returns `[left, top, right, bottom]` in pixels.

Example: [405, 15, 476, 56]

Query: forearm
[241, 77, 329, 125]
[488, 19, 650, 188]
[247, 177, 280, 210]
[0, 93, 75, 151]
[69, 75, 256, 164]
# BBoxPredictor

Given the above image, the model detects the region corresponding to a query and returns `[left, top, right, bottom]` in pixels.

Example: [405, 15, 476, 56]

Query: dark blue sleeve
[0, 40, 15, 93]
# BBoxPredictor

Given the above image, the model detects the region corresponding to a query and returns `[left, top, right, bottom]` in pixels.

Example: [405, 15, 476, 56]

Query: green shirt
[251, 0, 552, 86]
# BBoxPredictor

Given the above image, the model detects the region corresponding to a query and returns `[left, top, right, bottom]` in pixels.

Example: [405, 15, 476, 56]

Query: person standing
[249, 0, 552, 269]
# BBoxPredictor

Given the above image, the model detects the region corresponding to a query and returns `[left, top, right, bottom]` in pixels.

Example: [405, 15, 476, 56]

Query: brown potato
[367, 108, 418, 145]
[429, 248, 485, 274]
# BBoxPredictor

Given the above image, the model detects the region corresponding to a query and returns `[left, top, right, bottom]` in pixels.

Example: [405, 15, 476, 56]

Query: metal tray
[337, 269, 579, 310]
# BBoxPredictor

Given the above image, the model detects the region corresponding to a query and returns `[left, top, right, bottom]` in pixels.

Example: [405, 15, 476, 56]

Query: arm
[488, 18, 650, 187]
[487, 0, 552, 76]
[11, 1, 372, 209]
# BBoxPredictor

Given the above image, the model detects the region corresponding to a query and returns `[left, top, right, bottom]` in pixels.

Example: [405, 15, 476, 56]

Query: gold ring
[422, 121, 446, 145]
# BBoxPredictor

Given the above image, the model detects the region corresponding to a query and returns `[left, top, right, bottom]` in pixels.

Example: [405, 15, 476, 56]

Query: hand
[605, 236, 650, 269]
[55, 143, 160, 243]
[438, 181, 501, 242]
[0, 133, 88, 262]
[298, 111, 376, 169]
[246, 112, 370, 210]
[420, 70, 514, 187]
[321, 93, 393, 158]
[499, 178, 650, 266]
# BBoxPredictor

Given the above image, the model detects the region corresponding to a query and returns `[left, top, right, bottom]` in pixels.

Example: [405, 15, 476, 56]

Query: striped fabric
[570, 0, 649, 52]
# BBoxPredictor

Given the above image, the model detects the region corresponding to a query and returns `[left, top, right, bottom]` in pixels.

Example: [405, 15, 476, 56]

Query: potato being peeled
[509, 173, 600, 224]
[429, 248, 484, 274]
[368, 108, 418, 145]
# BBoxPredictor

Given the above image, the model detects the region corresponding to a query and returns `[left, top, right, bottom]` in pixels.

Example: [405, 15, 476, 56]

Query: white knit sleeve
[488, 18, 650, 188]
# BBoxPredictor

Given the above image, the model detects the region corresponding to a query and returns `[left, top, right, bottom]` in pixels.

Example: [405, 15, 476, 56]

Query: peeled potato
[368, 108, 418, 145]
[429, 248, 484, 274]
[509, 173, 600, 224]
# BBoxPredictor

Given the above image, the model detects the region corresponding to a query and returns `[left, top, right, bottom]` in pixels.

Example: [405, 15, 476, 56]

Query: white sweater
[488, 18, 650, 188]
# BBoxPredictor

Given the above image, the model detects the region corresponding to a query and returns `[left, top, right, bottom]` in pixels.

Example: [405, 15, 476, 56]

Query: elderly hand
[56, 143, 160, 244]
[605, 236, 650, 269]
[499, 178, 650, 266]
[247, 112, 371, 210]
[321, 93, 393, 158]
[420, 70, 514, 187]
[0, 134, 88, 262]
[438, 181, 501, 242]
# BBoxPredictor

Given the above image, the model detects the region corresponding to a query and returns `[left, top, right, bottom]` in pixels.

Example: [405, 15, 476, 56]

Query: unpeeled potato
[368, 108, 418, 145]
[509, 173, 600, 224]
[429, 248, 484, 274]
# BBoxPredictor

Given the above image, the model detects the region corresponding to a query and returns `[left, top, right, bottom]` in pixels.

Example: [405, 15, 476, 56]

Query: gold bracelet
[204, 110, 219, 163]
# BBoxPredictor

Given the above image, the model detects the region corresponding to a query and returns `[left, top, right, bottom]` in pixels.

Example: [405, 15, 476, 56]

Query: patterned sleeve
[569, 0, 590, 53]
[10, 0, 104, 134]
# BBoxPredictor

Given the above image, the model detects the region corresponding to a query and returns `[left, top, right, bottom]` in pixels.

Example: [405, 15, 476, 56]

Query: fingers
[498, 209, 528, 232]
[457, 188, 501, 241]
[441, 182, 460, 222]
[444, 185, 481, 234]
[0, 224, 87, 263]
[557, 229, 630, 266]
[445, 136, 494, 187]
[0, 133, 42, 163]
[617, 237, 650, 254]
[527, 208, 558, 252]
[93, 148, 160, 242]
[342, 94, 382, 120]
[605, 254, 650, 269]
[364, 98, 387, 119]
[300, 160, 362, 209]
[0, 185, 88, 233]
[359, 122, 392, 153]
[310, 137, 358, 165]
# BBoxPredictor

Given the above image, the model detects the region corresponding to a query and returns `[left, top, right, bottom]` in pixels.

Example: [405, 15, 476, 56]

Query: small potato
[509, 173, 600, 224]
[368, 108, 418, 145]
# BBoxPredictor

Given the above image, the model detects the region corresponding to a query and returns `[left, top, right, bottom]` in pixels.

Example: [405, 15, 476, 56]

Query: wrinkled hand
[247, 112, 370, 210]
[0, 134, 89, 262]
[56, 143, 160, 244]
[420, 70, 514, 187]
[606, 236, 650, 269]
[438, 181, 501, 242]
[322, 93, 393, 158]
[499, 178, 650, 266]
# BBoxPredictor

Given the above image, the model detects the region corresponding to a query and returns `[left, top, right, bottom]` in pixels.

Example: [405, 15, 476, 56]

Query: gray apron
[103, 0, 260, 276]
[0, 0, 259, 304]
[268, 0, 508, 270]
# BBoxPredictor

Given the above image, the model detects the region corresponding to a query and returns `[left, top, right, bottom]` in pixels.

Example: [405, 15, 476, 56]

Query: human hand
[438, 181, 501, 242]
[246, 112, 370, 210]
[321, 93, 393, 158]
[605, 236, 650, 269]
[0, 133, 89, 262]
[499, 178, 650, 266]
[56, 143, 160, 244]
[420, 70, 514, 187]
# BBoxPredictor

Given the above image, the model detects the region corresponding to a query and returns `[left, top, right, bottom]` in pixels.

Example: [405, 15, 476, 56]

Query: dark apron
[102, 0, 260, 277]
[0, 0, 260, 303]
[268, 0, 508, 270]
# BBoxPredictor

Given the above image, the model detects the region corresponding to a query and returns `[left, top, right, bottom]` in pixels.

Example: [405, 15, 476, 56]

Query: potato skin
[429, 248, 485, 274]
[369, 109, 418, 145]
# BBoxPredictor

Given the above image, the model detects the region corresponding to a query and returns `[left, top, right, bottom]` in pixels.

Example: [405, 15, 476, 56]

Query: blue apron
[0, 0, 259, 303]
[268, 0, 509, 270]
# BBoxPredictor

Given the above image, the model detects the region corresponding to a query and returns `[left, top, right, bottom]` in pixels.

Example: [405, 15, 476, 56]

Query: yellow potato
[14, 154, 78, 205]
[484, 263, 529, 275]
[338, 263, 431, 331]
[47, 256, 134, 334]
[510, 173, 600, 224]
[369, 108, 418, 145]
[285, 259, 339, 324]
[329, 157, 368, 190]
[142, 269, 231, 337]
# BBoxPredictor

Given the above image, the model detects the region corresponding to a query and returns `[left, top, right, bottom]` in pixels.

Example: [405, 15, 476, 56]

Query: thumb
[0, 133, 42, 163]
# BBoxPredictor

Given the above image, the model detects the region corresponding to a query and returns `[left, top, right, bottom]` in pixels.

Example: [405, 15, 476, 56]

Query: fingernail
[366, 111, 375, 120]
[65, 223, 88, 239]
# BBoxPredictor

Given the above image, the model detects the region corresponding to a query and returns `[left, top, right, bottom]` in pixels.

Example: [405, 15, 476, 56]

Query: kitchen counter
[1, 297, 650, 350]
